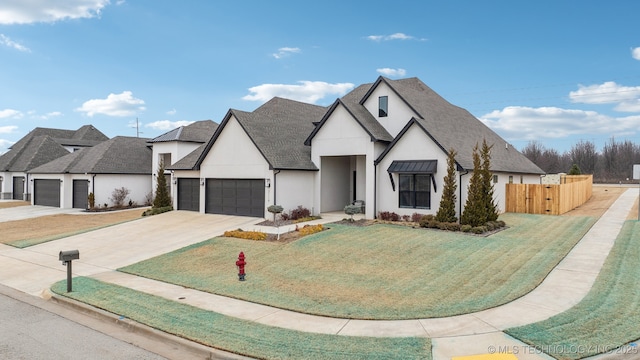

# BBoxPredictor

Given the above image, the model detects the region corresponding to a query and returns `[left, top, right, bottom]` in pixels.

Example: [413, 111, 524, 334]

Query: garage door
[177, 178, 200, 211]
[34, 179, 60, 207]
[205, 179, 264, 217]
[12, 176, 24, 200]
[73, 180, 89, 209]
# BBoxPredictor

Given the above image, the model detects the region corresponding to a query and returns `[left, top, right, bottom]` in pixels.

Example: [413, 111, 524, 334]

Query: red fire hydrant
[236, 251, 246, 281]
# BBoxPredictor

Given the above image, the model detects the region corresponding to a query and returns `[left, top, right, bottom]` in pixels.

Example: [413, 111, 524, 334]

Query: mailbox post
[59, 250, 79, 292]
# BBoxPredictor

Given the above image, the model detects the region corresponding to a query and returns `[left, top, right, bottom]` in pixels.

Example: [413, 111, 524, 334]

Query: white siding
[274, 171, 315, 215]
[376, 124, 449, 217]
[361, 82, 420, 138]
[92, 174, 151, 208]
[151, 141, 202, 192]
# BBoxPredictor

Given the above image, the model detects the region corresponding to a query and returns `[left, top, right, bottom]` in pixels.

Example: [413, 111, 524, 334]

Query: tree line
[521, 138, 640, 183]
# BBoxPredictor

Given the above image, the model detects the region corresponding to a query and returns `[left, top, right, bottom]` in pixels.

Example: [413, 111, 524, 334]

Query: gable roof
[304, 83, 393, 145]
[0, 125, 108, 172]
[148, 120, 218, 143]
[28, 136, 152, 174]
[370, 77, 544, 174]
[193, 97, 327, 171]
[167, 143, 206, 170]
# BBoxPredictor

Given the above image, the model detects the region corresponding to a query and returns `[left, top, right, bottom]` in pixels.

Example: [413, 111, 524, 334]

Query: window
[493, 175, 498, 183]
[399, 174, 431, 209]
[520, 175, 523, 184]
[378, 96, 388, 117]
[508, 175, 513, 184]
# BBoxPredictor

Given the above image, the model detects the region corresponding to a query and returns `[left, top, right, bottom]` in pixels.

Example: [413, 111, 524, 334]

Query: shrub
[280, 213, 290, 221]
[110, 187, 130, 207]
[142, 206, 173, 216]
[88, 192, 95, 209]
[402, 215, 411, 222]
[289, 205, 311, 221]
[411, 213, 424, 223]
[437, 222, 448, 230]
[485, 222, 496, 231]
[446, 222, 461, 231]
[268, 205, 283, 222]
[298, 224, 324, 236]
[144, 192, 154, 206]
[344, 204, 361, 221]
[472, 226, 487, 234]
[224, 229, 267, 241]
[461, 224, 472, 233]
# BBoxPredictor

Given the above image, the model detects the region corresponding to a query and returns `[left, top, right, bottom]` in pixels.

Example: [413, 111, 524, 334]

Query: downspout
[459, 169, 469, 219]
[273, 170, 281, 205]
[373, 162, 377, 219]
[92, 174, 96, 195]
[25, 173, 29, 201]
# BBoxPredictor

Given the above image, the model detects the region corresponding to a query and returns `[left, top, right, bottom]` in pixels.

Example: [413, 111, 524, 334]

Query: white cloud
[76, 91, 146, 117]
[0, 0, 110, 25]
[272, 47, 301, 59]
[0, 139, 14, 154]
[145, 120, 194, 131]
[366, 32, 427, 42]
[0, 34, 29, 52]
[632, 47, 640, 61]
[0, 109, 23, 119]
[376, 68, 407, 77]
[480, 106, 640, 141]
[569, 81, 640, 112]
[38, 111, 63, 120]
[166, 108, 177, 116]
[0, 125, 18, 134]
[242, 81, 355, 104]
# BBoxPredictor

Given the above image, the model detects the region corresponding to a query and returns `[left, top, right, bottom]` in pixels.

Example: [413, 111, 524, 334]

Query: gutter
[273, 170, 281, 205]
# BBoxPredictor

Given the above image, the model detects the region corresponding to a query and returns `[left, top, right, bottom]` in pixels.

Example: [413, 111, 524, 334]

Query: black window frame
[378, 96, 388, 117]
[399, 173, 431, 209]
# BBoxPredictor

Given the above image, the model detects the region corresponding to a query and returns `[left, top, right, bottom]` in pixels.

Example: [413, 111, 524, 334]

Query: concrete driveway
[0, 210, 261, 296]
[0, 204, 82, 222]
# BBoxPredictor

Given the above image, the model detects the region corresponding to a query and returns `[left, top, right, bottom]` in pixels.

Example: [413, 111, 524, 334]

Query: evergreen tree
[153, 160, 172, 208]
[436, 148, 458, 223]
[568, 163, 582, 175]
[460, 144, 484, 226]
[480, 139, 499, 222]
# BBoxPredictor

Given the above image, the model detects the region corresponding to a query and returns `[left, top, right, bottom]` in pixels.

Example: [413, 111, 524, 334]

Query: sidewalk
[77, 188, 637, 359]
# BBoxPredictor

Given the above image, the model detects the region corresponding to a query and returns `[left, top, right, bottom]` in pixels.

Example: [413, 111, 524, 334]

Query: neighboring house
[148, 120, 218, 209]
[171, 76, 544, 219]
[0, 125, 108, 201]
[27, 136, 152, 209]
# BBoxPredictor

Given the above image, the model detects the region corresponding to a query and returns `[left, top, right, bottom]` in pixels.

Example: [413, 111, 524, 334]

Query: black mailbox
[59, 250, 79, 262]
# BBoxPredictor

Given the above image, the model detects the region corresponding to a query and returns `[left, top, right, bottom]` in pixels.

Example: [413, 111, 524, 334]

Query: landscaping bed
[51, 277, 432, 360]
[506, 220, 640, 360]
[120, 213, 597, 319]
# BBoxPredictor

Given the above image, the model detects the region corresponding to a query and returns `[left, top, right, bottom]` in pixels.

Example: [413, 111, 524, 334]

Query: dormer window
[378, 96, 388, 117]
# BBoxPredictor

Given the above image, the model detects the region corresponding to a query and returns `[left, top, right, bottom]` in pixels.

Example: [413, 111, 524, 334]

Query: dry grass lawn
[0, 208, 144, 247]
[0, 201, 30, 209]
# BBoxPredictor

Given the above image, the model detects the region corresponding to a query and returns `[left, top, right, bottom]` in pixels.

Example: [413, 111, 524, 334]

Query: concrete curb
[47, 289, 252, 360]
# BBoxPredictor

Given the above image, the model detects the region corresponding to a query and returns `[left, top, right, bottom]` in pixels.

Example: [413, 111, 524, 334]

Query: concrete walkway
[0, 188, 637, 359]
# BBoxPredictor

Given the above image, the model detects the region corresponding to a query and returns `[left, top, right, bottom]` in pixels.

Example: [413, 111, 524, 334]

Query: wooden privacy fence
[505, 175, 593, 215]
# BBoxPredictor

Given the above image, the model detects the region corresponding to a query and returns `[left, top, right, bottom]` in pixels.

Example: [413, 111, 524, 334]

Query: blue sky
[1, 1, 639, 154]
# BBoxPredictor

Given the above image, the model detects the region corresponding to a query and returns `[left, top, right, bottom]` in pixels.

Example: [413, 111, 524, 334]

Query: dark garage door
[177, 178, 200, 211]
[12, 176, 24, 200]
[73, 180, 89, 209]
[34, 179, 60, 207]
[205, 179, 264, 217]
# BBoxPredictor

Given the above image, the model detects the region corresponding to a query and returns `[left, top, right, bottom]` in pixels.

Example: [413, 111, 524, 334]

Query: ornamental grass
[506, 220, 640, 360]
[51, 277, 431, 360]
[120, 213, 596, 319]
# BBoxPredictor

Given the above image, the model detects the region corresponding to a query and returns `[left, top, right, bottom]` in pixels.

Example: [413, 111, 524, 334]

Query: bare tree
[569, 140, 597, 174]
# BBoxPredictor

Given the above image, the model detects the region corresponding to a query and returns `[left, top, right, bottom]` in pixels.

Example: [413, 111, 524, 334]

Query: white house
[148, 120, 218, 206]
[169, 76, 544, 219]
[0, 125, 108, 201]
[27, 136, 152, 208]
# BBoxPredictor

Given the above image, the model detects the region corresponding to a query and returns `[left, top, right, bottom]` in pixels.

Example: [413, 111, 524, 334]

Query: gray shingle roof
[149, 120, 218, 143]
[372, 77, 544, 174]
[195, 98, 327, 171]
[29, 136, 152, 174]
[167, 143, 206, 170]
[0, 125, 108, 172]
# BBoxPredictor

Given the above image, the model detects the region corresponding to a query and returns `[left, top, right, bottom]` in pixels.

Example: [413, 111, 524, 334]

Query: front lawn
[120, 213, 596, 319]
[505, 220, 640, 360]
[51, 277, 431, 360]
[1, 209, 145, 248]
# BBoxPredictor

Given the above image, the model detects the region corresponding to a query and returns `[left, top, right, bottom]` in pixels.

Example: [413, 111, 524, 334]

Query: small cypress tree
[153, 160, 171, 208]
[480, 139, 499, 222]
[436, 148, 458, 223]
[460, 144, 484, 227]
[568, 163, 582, 175]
